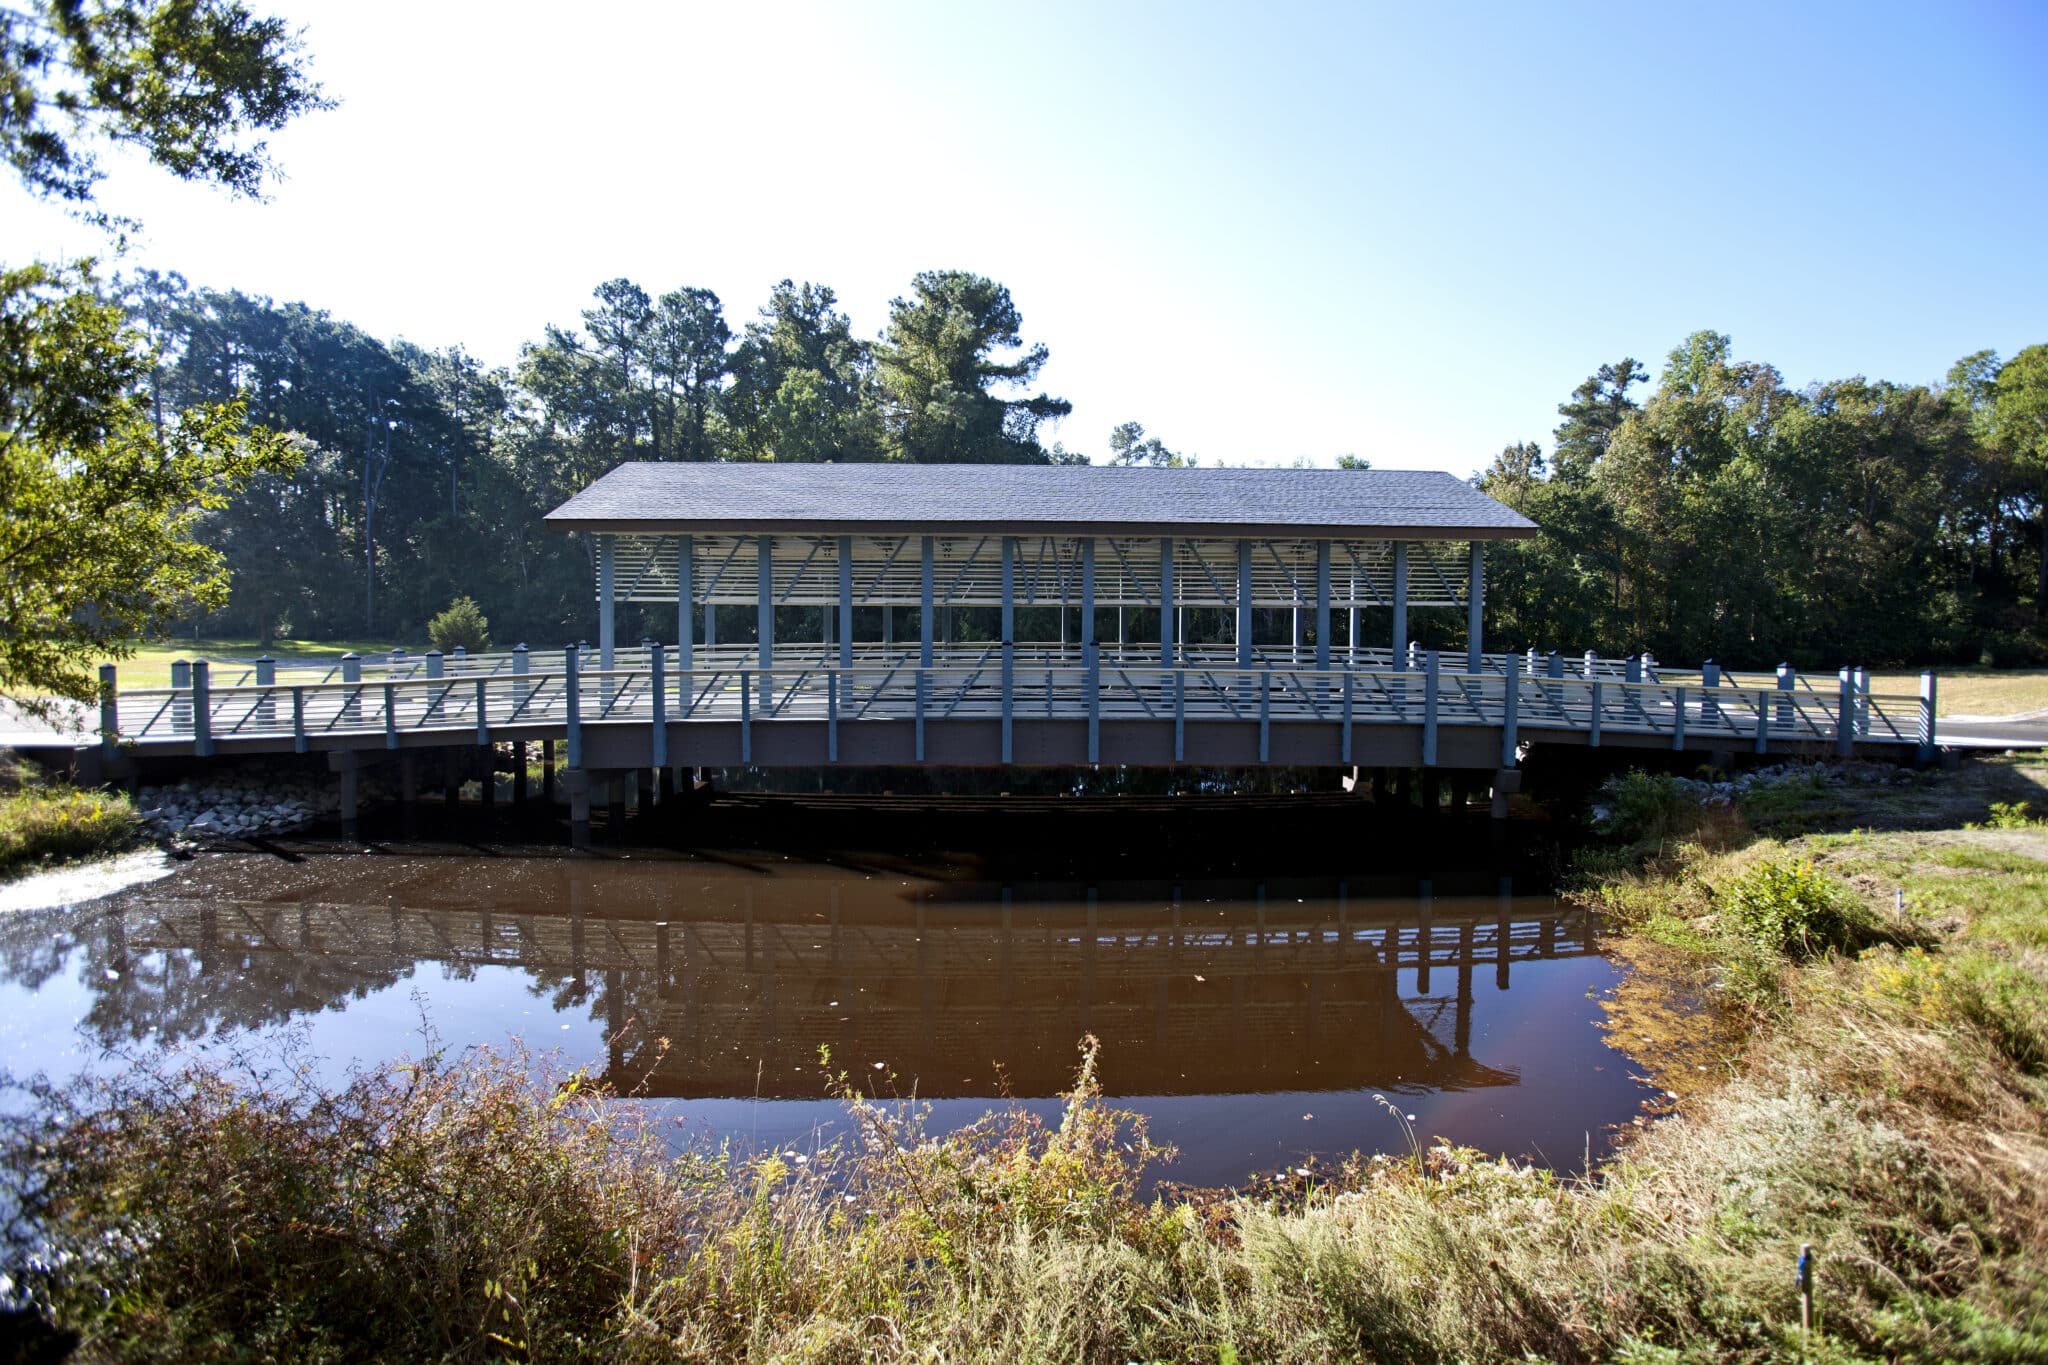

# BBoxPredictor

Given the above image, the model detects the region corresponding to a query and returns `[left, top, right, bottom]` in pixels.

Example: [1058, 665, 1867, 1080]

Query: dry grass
[0, 751, 143, 881]
[8, 761, 2048, 1360]
[1868, 668, 2048, 718]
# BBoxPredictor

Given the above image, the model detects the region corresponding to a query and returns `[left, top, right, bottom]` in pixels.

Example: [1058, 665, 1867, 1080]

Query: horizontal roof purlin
[544, 463, 1538, 540]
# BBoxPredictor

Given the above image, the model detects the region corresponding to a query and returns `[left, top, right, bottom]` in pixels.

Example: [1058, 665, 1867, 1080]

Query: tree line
[1475, 334, 2048, 671]
[117, 267, 1154, 650]
[128, 265, 2048, 671]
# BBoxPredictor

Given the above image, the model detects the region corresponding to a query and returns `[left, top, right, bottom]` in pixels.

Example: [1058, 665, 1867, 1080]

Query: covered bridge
[542, 462, 1533, 671]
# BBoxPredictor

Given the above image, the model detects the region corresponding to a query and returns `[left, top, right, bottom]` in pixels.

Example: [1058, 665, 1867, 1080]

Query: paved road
[1932, 717, 2048, 750]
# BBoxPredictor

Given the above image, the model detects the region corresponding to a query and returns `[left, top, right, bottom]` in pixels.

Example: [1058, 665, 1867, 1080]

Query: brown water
[0, 811, 1656, 1188]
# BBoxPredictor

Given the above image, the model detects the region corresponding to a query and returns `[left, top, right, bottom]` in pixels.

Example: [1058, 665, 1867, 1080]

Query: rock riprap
[136, 764, 393, 839]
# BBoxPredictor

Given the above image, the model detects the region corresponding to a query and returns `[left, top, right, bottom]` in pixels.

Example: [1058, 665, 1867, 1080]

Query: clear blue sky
[13, 0, 2046, 474]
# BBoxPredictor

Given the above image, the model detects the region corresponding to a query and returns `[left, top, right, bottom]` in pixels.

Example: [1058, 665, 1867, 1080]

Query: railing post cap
[452, 645, 466, 655]
[514, 642, 528, 651]
[256, 654, 275, 663]
[426, 648, 443, 657]
[340, 652, 359, 660]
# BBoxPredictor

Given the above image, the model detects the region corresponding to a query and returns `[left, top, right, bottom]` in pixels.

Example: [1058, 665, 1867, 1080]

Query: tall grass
[8, 969, 2046, 1362]
[0, 754, 142, 880]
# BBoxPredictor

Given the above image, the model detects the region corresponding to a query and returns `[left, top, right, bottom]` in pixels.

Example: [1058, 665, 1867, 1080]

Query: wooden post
[513, 740, 529, 804]
[1466, 541, 1483, 672]
[191, 661, 213, 756]
[1236, 539, 1253, 668]
[838, 535, 854, 670]
[1423, 649, 1439, 767]
[1702, 658, 1721, 726]
[542, 738, 556, 802]
[564, 645, 582, 770]
[1159, 536, 1175, 663]
[337, 757, 359, 839]
[1391, 541, 1408, 658]
[171, 658, 192, 731]
[255, 656, 276, 727]
[1918, 670, 1938, 763]
[1315, 541, 1331, 671]
[649, 643, 667, 773]
[1173, 667, 1185, 762]
[1081, 538, 1096, 654]
[566, 768, 591, 849]
[598, 535, 616, 670]
[1836, 667, 1855, 756]
[678, 533, 693, 673]
[340, 653, 361, 727]
[1500, 649, 1519, 768]
[920, 536, 935, 669]
[1086, 642, 1100, 765]
[756, 533, 774, 671]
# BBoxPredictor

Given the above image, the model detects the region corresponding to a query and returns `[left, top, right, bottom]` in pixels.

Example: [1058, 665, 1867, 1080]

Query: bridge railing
[105, 653, 1934, 758]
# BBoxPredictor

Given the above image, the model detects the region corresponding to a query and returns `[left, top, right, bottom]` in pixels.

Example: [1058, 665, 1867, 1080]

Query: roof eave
[541, 517, 1539, 540]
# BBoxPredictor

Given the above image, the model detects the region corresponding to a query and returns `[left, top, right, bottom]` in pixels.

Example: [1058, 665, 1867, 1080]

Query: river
[0, 795, 1657, 1188]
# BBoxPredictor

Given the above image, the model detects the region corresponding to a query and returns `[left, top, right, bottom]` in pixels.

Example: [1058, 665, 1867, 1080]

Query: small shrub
[1595, 771, 1698, 845]
[1868, 946, 2048, 1073]
[427, 595, 492, 654]
[1968, 800, 2045, 830]
[0, 785, 142, 879]
[1715, 858, 1870, 959]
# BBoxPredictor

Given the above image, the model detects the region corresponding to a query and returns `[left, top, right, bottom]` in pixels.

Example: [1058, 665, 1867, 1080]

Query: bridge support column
[1393, 767, 1414, 808]
[1449, 771, 1474, 813]
[542, 739, 556, 803]
[1370, 767, 1391, 804]
[635, 767, 654, 813]
[480, 748, 496, 812]
[1420, 769, 1442, 815]
[513, 741, 529, 805]
[565, 767, 591, 849]
[399, 752, 419, 837]
[1490, 767, 1521, 820]
[443, 748, 463, 808]
[328, 751, 363, 841]
[607, 773, 627, 831]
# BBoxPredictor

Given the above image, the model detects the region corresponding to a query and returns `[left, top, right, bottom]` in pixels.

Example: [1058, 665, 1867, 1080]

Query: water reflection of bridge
[38, 863, 1596, 1100]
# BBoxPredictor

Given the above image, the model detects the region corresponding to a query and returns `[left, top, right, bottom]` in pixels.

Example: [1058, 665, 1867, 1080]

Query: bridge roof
[544, 462, 1538, 539]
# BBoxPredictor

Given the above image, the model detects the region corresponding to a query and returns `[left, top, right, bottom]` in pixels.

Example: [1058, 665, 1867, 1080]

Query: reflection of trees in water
[0, 900, 418, 1048]
[1, 873, 1594, 1096]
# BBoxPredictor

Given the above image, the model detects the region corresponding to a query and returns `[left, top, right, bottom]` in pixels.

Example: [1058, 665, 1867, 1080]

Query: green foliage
[875, 269, 1072, 463]
[1968, 800, 2045, 830]
[1715, 858, 1871, 958]
[0, 756, 142, 877]
[1868, 945, 2048, 1074]
[426, 595, 491, 654]
[1479, 335, 2045, 668]
[0, 263, 300, 706]
[1105, 420, 1194, 467]
[0, 0, 329, 215]
[1594, 770, 1700, 845]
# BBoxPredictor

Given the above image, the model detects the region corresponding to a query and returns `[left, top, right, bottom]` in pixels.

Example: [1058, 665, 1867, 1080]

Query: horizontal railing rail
[103, 649, 1936, 759]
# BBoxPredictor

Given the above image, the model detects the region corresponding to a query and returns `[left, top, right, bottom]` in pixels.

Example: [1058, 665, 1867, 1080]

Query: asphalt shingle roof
[544, 463, 1537, 539]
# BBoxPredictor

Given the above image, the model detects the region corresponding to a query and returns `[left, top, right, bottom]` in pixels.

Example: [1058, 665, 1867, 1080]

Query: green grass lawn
[94, 638, 421, 690]
[1868, 667, 2048, 717]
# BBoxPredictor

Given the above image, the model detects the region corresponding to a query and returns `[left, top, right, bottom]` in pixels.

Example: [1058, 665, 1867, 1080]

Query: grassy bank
[1869, 667, 2048, 718]
[0, 752, 143, 882]
[6, 763, 2048, 1360]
